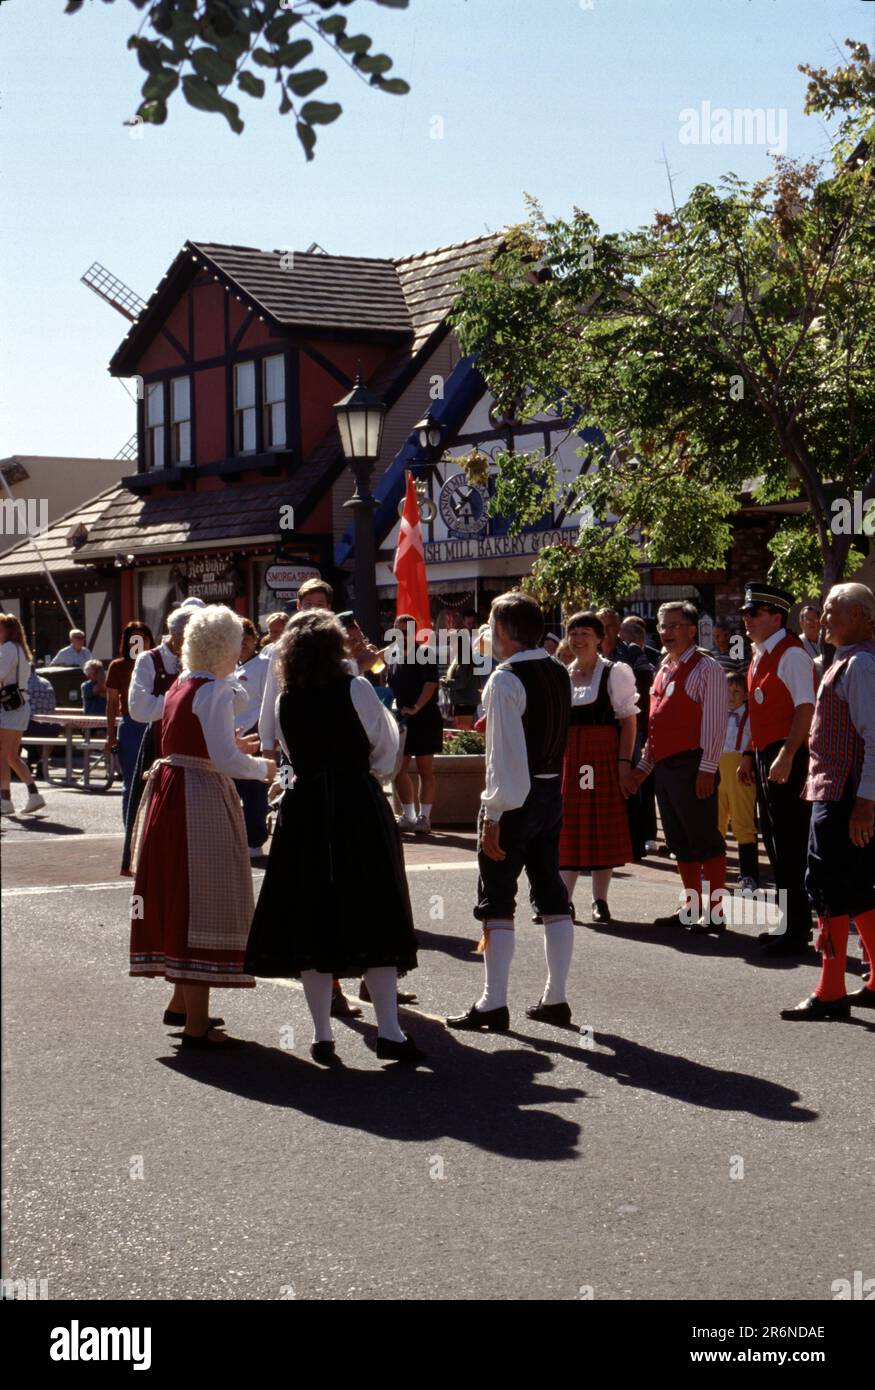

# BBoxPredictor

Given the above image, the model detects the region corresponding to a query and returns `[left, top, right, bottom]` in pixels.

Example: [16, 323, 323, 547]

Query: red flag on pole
[393, 472, 431, 635]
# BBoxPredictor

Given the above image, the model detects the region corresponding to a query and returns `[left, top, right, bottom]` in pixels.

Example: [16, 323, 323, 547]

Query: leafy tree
[65, 0, 410, 161]
[452, 40, 875, 603]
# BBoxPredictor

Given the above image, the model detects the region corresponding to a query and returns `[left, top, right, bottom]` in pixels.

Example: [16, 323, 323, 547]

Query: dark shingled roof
[110, 232, 503, 374]
[0, 484, 125, 580]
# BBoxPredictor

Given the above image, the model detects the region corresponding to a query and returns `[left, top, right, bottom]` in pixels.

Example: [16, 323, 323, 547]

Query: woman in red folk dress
[130, 605, 275, 1048]
[559, 611, 639, 924]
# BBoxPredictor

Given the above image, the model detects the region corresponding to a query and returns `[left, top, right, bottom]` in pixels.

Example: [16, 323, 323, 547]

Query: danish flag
[393, 471, 431, 634]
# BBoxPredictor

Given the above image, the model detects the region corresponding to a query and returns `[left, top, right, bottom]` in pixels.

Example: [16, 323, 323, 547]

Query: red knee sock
[677, 860, 702, 916]
[702, 854, 727, 924]
[853, 908, 875, 989]
[815, 914, 850, 1001]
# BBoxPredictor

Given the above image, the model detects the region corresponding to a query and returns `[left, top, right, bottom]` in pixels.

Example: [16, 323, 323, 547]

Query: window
[263, 354, 286, 450]
[234, 361, 256, 454]
[171, 376, 191, 465]
[145, 382, 165, 470]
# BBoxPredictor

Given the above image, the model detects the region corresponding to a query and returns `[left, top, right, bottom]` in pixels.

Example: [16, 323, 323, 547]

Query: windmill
[81, 262, 149, 458]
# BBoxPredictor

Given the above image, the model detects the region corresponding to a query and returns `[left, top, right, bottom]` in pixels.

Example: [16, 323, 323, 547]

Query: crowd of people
[3, 569, 872, 1058]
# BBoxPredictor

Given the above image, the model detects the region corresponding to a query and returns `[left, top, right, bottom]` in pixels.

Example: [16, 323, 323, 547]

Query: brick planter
[392, 754, 485, 828]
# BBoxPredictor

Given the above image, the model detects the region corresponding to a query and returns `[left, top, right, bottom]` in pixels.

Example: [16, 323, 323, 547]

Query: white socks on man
[476, 925, 515, 1011]
[541, 916, 574, 1005]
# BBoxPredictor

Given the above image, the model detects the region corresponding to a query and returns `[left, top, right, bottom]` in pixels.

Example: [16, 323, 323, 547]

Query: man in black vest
[447, 591, 574, 1032]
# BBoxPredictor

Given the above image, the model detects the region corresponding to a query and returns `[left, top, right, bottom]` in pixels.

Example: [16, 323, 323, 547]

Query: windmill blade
[81, 262, 147, 322]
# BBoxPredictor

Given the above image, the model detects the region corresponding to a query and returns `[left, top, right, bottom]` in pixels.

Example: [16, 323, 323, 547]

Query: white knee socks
[476, 925, 515, 1011]
[592, 868, 612, 903]
[301, 969, 334, 1044]
[364, 966, 406, 1043]
[542, 916, 574, 1005]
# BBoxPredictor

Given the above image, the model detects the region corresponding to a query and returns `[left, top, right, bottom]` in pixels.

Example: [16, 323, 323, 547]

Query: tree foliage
[451, 40, 875, 602]
[64, 0, 410, 161]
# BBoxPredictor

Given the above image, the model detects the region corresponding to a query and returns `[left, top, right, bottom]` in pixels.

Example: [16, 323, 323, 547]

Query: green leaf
[337, 33, 373, 56]
[354, 54, 393, 76]
[181, 74, 244, 133]
[372, 76, 410, 94]
[296, 121, 317, 162]
[237, 71, 266, 99]
[286, 69, 328, 97]
[375, 0, 410, 7]
[300, 100, 342, 125]
[139, 99, 168, 127]
[318, 16, 348, 37]
[277, 39, 314, 68]
[142, 70, 179, 102]
[190, 47, 236, 85]
[253, 47, 281, 69]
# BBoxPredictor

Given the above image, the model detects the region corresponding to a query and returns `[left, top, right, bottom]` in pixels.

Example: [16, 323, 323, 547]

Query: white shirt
[128, 642, 179, 724]
[481, 648, 568, 821]
[0, 641, 30, 700]
[570, 654, 638, 718]
[51, 644, 92, 668]
[276, 675, 400, 782]
[750, 627, 815, 707]
[233, 654, 269, 735]
[723, 704, 752, 754]
[179, 671, 268, 781]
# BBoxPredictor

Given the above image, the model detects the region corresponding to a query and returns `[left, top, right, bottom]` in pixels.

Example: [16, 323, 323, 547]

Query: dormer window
[234, 361, 257, 453]
[171, 376, 191, 465]
[263, 354, 286, 450]
[145, 383, 165, 470]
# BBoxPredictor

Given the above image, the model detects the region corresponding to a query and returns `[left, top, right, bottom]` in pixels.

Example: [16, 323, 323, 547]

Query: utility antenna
[659, 144, 680, 217]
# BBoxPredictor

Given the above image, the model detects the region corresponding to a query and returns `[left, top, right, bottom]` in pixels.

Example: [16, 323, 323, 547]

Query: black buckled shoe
[358, 980, 418, 1006]
[179, 1028, 242, 1050]
[330, 989, 362, 1018]
[310, 1040, 342, 1066]
[525, 998, 573, 1027]
[847, 985, 875, 1009]
[653, 910, 693, 930]
[591, 899, 612, 925]
[780, 994, 851, 1021]
[445, 1002, 510, 1033]
[689, 917, 726, 936]
[375, 1034, 427, 1063]
[762, 936, 812, 959]
[164, 1010, 224, 1028]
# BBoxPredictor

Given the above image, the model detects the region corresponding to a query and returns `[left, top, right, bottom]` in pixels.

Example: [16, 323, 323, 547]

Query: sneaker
[395, 813, 417, 831]
[414, 814, 431, 835]
[22, 792, 46, 814]
[0, 797, 14, 817]
[738, 876, 759, 895]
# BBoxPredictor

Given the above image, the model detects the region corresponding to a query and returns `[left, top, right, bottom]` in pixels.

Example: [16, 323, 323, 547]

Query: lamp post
[334, 369, 386, 642]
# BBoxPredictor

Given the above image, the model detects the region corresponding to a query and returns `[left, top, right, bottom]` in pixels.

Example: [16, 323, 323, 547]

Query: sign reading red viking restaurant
[186, 553, 238, 600]
[265, 564, 320, 593]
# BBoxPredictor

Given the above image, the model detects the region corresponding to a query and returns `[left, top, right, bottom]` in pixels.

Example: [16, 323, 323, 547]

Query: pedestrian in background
[0, 613, 45, 815]
[50, 628, 92, 668]
[105, 621, 155, 825]
[80, 659, 108, 715]
[388, 614, 443, 835]
[234, 617, 269, 860]
[717, 672, 759, 891]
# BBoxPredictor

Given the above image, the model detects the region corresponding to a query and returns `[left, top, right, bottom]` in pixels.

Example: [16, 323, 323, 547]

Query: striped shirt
[638, 645, 729, 775]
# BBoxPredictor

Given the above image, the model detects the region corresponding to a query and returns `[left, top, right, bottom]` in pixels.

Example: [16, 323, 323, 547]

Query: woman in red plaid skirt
[559, 612, 638, 923]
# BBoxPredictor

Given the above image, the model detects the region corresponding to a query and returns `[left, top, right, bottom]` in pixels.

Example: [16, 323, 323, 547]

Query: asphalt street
[2, 781, 873, 1301]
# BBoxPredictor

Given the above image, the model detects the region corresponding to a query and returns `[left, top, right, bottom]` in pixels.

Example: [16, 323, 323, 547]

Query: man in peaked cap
[739, 582, 816, 956]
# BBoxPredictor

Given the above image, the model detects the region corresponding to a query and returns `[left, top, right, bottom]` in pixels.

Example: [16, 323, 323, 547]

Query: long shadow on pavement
[508, 1030, 819, 1122]
[159, 1012, 582, 1162]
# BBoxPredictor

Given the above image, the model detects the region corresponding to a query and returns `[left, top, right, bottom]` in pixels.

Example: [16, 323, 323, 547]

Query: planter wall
[391, 754, 485, 828]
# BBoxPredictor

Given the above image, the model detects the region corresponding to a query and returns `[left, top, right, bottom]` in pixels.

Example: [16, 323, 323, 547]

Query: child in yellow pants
[718, 673, 759, 888]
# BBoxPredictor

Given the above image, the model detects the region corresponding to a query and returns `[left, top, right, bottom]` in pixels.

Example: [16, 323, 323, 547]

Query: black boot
[737, 841, 760, 886]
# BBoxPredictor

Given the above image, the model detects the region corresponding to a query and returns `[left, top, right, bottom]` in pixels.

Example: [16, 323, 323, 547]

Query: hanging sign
[265, 563, 320, 592]
[186, 554, 238, 600]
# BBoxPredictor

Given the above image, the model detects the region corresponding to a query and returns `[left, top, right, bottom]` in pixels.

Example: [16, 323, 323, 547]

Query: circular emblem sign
[265, 564, 319, 592]
[438, 474, 488, 538]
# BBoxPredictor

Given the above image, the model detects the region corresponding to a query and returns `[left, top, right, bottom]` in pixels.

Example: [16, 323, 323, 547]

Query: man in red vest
[622, 601, 729, 932]
[738, 583, 816, 957]
[781, 582, 875, 1019]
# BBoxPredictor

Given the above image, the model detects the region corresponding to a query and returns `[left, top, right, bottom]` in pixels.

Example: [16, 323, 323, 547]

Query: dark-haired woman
[245, 610, 424, 1065]
[106, 621, 154, 824]
[387, 615, 443, 834]
[559, 612, 638, 923]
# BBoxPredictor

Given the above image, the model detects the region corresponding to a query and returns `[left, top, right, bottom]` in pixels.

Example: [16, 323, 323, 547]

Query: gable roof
[0, 483, 125, 581]
[109, 232, 503, 375]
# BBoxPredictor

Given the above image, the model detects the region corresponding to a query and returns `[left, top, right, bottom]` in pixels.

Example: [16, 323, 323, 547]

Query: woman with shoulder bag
[0, 614, 46, 816]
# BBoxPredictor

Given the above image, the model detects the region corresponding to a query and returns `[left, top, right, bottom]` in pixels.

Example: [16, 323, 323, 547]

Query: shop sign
[437, 475, 488, 538]
[424, 527, 580, 565]
[265, 563, 320, 592]
[186, 554, 238, 600]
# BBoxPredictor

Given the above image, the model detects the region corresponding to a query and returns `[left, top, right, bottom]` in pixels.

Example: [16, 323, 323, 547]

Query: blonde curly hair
[182, 604, 243, 675]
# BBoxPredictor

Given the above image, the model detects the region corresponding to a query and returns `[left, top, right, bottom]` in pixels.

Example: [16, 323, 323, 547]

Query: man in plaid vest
[781, 583, 875, 1020]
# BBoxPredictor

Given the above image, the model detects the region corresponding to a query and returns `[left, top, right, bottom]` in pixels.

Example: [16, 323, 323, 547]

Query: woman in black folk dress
[245, 610, 424, 1066]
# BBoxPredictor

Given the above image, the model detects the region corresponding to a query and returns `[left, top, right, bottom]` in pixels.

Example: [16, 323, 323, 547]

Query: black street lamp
[334, 369, 386, 641]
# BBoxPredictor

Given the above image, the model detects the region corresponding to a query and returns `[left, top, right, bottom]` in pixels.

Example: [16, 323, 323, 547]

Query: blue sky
[2, 0, 871, 458]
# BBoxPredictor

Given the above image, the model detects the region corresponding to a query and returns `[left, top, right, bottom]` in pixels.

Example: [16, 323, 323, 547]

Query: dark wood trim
[232, 310, 256, 351]
[224, 291, 233, 460]
[136, 393, 145, 476]
[254, 352, 265, 456]
[162, 381, 171, 471]
[160, 325, 192, 365]
[287, 348, 301, 465]
[86, 590, 112, 650]
[297, 342, 354, 389]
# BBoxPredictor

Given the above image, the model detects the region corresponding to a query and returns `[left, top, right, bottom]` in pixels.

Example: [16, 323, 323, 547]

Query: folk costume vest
[747, 632, 813, 751]
[570, 660, 619, 727]
[497, 655, 570, 777]
[151, 646, 178, 758]
[804, 640, 875, 802]
[647, 650, 703, 764]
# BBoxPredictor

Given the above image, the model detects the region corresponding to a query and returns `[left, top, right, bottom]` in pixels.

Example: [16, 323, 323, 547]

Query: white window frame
[234, 361, 257, 455]
[262, 354, 286, 451]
